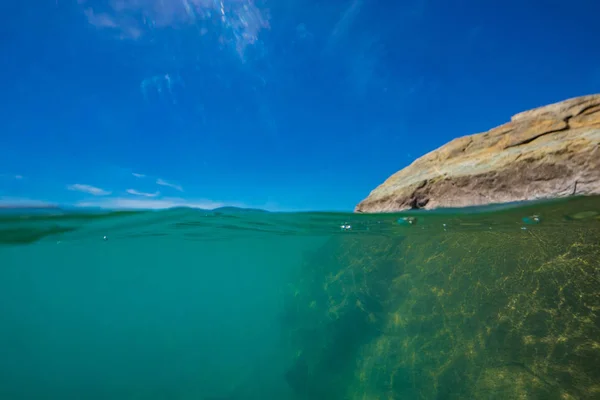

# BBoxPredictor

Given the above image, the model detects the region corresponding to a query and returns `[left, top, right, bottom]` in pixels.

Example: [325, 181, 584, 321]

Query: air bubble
[397, 217, 417, 226]
[522, 215, 541, 225]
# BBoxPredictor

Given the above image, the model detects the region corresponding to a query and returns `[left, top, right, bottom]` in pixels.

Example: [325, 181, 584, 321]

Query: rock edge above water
[355, 94, 600, 213]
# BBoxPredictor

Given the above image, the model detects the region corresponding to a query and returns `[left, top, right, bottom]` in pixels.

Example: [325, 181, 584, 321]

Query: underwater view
[2, 0, 600, 399]
[1, 195, 599, 399]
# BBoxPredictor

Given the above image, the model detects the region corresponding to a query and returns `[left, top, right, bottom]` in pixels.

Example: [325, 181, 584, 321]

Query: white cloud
[132, 172, 146, 178]
[67, 184, 112, 196]
[75, 197, 243, 210]
[156, 178, 183, 192]
[126, 189, 160, 197]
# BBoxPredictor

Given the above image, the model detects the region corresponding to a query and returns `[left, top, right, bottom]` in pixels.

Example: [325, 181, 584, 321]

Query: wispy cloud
[132, 172, 146, 178]
[141, 74, 184, 101]
[156, 178, 183, 192]
[0, 197, 57, 208]
[326, 0, 363, 51]
[76, 197, 242, 210]
[81, 0, 270, 58]
[0, 173, 23, 180]
[78, 0, 270, 58]
[126, 189, 160, 197]
[67, 184, 112, 196]
[84, 8, 142, 39]
[84, 8, 118, 29]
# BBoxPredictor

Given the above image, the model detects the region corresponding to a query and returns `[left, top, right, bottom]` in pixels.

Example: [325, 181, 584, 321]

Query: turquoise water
[1, 197, 600, 399]
[0, 210, 320, 399]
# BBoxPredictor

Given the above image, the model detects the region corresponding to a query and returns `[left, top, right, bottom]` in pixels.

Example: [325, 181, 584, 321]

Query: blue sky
[1, 0, 599, 211]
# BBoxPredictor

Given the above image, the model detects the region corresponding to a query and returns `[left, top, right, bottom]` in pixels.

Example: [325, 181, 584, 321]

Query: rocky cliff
[355, 94, 600, 213]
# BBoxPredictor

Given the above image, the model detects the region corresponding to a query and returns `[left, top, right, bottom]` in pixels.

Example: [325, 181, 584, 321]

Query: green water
[1, 196, 599, 399]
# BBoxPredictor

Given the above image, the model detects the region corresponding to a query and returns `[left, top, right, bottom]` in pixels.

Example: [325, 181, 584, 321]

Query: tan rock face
[355, 94, 600, 213]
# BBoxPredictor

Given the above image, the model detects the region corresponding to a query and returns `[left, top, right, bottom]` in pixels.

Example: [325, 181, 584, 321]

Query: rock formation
[355, 94, 600, 213]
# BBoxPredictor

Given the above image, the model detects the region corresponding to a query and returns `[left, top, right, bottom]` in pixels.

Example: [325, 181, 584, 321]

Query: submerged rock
[356, 94, 600, 212]
[282, 196, 600, 399]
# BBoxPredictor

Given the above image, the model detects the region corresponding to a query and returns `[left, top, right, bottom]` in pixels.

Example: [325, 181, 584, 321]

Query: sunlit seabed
[0, 195, 599, 399]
